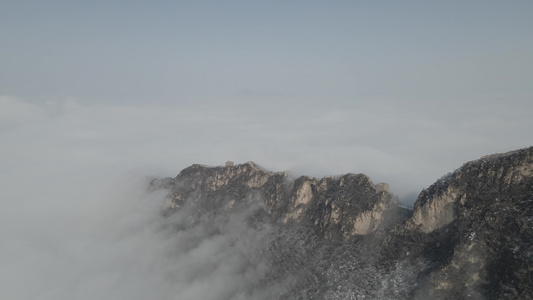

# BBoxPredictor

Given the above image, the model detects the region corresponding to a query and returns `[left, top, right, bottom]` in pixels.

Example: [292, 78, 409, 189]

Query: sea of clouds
[1, 95, 531, 299]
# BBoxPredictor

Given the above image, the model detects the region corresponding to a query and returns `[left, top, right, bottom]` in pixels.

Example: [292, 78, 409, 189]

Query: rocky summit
[150, 146, 533, 299]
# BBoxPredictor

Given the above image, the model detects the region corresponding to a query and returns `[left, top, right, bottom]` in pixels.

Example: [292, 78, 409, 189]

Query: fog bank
[0, 96, 531, 298]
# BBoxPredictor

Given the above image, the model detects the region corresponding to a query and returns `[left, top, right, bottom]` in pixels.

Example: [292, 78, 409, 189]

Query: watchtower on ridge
[376, 182, 390, 193]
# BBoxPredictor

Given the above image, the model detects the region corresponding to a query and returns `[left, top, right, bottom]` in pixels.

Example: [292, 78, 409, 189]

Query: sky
[1, 1, 532, 102]
[0, 1, 532, 298]
[1, 0, 532, 197]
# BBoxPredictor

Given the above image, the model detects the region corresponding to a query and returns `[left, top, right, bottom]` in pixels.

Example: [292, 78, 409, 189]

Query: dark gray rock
[383, 146, 533, 299]
[162, 161, 405, 240]
[152, 146, 533, 299]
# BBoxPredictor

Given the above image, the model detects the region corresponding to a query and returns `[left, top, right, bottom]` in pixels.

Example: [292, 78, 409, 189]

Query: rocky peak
[384, 146, 533, 299]
[157, 161, 404, 239]
[150, 147, 533, 299]
[408, 146, 533, 233]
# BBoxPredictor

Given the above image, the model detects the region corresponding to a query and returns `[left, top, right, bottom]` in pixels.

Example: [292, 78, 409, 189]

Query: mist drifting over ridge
[2, 96, 531, 202]
[2, 0, 533, 297]
[0, 96, 532, 299]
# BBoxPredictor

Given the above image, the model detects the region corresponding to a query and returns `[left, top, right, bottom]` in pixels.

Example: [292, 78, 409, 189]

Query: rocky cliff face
[151, 146, 533, 299]
[384, 146, 533, 299]
[155, 161, 404, 240]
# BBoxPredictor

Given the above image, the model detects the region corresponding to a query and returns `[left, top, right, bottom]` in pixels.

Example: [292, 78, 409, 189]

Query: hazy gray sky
[1, 2, 533, 298]
[1, 1, 532, 102]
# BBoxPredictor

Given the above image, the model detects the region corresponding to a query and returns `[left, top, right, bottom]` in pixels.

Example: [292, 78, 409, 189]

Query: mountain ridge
[150, 146, 533, 299]
[154, 160, 406, 240]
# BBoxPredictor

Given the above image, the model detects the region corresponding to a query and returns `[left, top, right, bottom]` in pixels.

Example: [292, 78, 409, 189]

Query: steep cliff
[156, 161, 405, 240]
[383, 146, 533, 299]
[151, 146, 533, 299]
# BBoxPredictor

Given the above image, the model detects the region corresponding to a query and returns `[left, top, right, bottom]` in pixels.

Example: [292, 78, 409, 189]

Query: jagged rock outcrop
[151, 146, 533, 299]
[383, 146, 533, 299]
[156, 161, 404, 240]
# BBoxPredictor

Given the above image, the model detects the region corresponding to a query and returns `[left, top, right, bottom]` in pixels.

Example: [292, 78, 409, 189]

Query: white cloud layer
[0, 96, 531, 299]
[1, 95, 531, 200]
